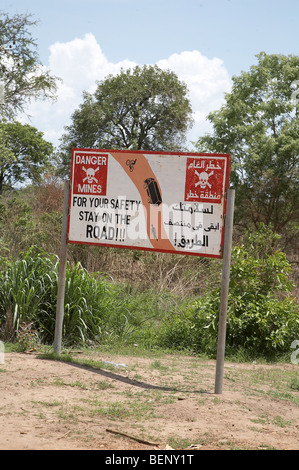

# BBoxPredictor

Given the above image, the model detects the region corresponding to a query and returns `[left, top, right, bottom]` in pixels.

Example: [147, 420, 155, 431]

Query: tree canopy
[195, 52, 299, 241]
[58, 65, 193, 175]
[0, 121, 53, 194]
[0, 11, 59, 120]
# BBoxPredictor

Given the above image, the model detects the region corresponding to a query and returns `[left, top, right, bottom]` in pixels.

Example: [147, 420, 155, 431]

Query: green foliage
[0, 246, 58, 337]
[58, 65, 193, 176]
[158, 225, 299, 358]
[0, 225, 297, 360]
[0, 11, 58, 120]
[0, 195, 36, 253]
[0, 122, 54, 194]
[223, 227, 298, 354]
[61, 263, 124, 346]
[195, 52, 299, 236]
[0, 247, 118, 346]
[0, 185, 63, 258]
[118, 288, 185, 348]
[0, 246, 161, 347]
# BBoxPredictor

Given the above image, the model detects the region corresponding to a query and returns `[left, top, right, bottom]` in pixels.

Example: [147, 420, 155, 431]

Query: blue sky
[2, 0, 299, 148]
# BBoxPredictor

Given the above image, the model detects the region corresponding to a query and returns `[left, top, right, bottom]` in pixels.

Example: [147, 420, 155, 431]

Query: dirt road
[0, 351, 298, 450]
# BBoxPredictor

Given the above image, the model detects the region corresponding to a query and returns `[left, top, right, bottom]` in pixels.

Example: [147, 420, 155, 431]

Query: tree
[0, 121, 53, 194]
[0, 11, 59, 120]
[58, 65, 193, 175]
[195, 52, 299, 240]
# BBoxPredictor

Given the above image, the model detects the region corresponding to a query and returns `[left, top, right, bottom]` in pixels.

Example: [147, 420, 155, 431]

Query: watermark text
[0, 81, 4, 105]
[291, 80, 299, 105]
[291, 340, 299, 365]
[0, 341, 4, 364]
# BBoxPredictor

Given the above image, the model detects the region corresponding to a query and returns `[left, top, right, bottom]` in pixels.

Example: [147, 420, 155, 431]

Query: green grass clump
[0, 246, 131, 347]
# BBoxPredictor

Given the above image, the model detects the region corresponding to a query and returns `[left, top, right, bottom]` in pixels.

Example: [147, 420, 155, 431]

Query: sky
[2, 0, 299, 149]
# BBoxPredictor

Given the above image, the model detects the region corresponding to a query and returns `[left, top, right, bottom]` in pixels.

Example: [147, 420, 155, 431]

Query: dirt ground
[0, 351, 298, 450]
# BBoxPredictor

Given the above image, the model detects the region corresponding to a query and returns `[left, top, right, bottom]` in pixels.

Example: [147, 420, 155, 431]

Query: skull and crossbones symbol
[83, 166, 99, 184]
[195, 170, 214, 189]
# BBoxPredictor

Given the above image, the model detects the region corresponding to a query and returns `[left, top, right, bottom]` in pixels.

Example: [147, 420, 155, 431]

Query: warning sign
[68, 149, 231, 258]
[72, 151, 108, 195]
[185, 157, 225, 204]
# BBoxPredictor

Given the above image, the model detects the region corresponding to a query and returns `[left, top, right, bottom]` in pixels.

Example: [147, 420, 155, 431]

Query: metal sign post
[54, 180, 70, 354]
[214, 188, 235, 394]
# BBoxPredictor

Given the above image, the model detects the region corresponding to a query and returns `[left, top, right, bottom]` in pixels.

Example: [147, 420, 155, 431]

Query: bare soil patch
[0, 351, 298, 450]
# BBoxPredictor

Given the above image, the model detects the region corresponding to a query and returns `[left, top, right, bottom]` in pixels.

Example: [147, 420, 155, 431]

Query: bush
[158, 225, 299, 358]
[225, 226, 298, 355]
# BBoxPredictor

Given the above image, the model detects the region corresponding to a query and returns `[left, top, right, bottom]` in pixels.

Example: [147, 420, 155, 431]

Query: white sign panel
[68, 149, 231, 258]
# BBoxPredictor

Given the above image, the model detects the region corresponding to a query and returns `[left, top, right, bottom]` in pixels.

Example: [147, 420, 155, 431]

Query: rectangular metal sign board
[68, 149, 231, 258]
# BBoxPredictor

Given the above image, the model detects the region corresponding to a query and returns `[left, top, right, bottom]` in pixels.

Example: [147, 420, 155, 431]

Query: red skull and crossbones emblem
[195, 170, 214, 189]
[82, 166, 99, 184]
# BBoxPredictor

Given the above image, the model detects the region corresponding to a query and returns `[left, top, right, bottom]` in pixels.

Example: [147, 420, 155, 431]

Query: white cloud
[157, 50, 231, 145]
[21, 33, 137, 145]
[48, 33, 136, 93]
[20, 34, 231, 148]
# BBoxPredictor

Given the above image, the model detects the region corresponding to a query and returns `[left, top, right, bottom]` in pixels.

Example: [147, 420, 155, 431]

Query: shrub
[224, 226, 298, 355]
[158, 225, 299, 358]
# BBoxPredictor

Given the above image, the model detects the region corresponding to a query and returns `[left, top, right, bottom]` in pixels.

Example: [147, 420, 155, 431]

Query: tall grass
[0, 246, 177, 348]
[0, 246, 136, 346]
[0, 246, 58, 337]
